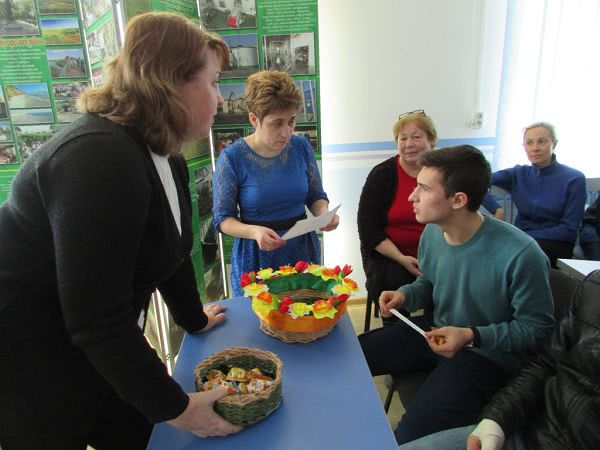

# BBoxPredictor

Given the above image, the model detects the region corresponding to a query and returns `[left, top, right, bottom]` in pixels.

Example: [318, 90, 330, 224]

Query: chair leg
[364, 297, 372, 332]
[374, 299, 380, 318]
[383, 385, 395, 413]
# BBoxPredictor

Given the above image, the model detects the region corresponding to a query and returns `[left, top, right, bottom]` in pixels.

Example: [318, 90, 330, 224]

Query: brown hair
[393, 112, 438, 146]
[244, 70, 302, 120]
[78, 12, 229, 155]
[418, 145, 491, 211]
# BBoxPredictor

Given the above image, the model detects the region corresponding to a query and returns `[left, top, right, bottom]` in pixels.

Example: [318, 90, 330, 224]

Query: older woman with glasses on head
[482, 122, 586, 267]
[357, 110, 437, 330]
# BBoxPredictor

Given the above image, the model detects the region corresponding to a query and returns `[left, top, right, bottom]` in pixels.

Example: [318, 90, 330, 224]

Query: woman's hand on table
[168, 389, 242, 438]
[252, 226, 286, 251]
[199, 304, 227, 332]
[398, 254, 422, 277]
[320, 213, 340, 232]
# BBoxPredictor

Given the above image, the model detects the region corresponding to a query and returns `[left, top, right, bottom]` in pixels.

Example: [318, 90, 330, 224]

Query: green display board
[0, 0, 91, 202]
[200, 0, 322, 292]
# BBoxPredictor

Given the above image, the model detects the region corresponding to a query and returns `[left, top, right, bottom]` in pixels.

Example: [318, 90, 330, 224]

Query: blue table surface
[147, 298, 397, 450]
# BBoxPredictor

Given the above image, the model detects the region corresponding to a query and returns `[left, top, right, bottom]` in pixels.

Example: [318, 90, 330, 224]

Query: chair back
[490, 185, 517, 223]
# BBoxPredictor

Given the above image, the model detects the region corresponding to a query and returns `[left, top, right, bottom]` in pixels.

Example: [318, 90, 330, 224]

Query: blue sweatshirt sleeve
[398, 275, 434, 311]
[527, 174, 587, 242]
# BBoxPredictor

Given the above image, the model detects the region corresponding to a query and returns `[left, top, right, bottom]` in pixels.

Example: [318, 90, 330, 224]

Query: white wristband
[469, 418, 505, 450]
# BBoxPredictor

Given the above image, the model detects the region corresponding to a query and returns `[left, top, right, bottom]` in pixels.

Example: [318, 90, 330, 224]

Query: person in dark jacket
[481, 122, 586, 267]
[357, 110, 438, 329]
[0, 12, 242, 450]
[399, 269, 600, 450]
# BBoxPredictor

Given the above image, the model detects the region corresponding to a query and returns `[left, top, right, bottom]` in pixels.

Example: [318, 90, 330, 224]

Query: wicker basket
[256, 288, 348, 343]
[194, 347, 282, 426]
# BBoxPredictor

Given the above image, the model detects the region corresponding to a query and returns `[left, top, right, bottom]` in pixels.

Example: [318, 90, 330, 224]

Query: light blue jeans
[398, 425, 527, 450]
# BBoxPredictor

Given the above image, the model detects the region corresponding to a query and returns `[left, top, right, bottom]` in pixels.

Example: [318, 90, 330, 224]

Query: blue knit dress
[213, 135, 328, 297]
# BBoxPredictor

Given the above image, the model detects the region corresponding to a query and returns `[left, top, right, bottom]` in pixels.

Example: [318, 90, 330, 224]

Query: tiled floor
[347, 302, 406, 430]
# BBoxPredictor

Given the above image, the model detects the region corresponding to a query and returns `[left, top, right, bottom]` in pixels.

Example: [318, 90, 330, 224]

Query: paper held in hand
[389, 308, 426, 337]
[281, 204, 341, 240]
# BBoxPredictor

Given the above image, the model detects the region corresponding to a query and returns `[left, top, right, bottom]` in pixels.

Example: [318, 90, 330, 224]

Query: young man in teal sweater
[359, 145, 555, 445]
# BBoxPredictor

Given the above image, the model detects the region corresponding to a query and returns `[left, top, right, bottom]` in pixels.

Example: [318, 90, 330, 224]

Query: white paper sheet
[281, 204, 341, 240]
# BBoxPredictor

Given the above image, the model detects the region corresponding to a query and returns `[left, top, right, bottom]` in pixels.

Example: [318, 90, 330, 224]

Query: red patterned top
[384, 161, 425, 257]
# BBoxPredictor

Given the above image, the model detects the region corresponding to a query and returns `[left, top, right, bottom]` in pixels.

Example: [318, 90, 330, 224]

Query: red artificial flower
[342, 264, 353, 277]
[328, 293, 350, 307]
[279, 296, 293, 313]
[332, 265, 341, 275]
[241, 273, 251, 287]
[294, 260, 309, 273]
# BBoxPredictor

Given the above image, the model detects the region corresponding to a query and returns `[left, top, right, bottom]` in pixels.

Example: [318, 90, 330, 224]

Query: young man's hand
[378, 291, 406, 317]
[425, 326, 474, 358]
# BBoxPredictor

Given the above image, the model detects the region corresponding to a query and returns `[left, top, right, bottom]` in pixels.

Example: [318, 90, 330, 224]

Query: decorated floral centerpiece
[241, 261, 358, 343]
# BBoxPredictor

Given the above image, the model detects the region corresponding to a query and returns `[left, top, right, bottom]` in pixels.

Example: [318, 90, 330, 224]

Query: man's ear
[452, 192, 469, 210]
[248, 112, 259, 128]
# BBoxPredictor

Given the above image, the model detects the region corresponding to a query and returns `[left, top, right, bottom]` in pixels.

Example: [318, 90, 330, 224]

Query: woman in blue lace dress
[213, 71, 339, 297]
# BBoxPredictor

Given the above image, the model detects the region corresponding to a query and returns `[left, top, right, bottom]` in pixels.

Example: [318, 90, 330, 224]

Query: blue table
[147, 298, 397, 450]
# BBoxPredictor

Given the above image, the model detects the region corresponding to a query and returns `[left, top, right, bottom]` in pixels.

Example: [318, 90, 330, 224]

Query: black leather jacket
[482, 270, 600, 450]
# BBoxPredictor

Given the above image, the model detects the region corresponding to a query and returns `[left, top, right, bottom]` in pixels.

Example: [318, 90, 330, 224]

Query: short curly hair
[244, 70, 302, 120]
[392, 112, 438, 146]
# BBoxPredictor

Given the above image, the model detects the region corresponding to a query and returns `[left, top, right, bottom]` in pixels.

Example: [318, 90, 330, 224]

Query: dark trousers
[364, 254, 417, 331]
[535, 238, 574, 268]
[358, 316, 509, 445]
[0, 387, 153, 450]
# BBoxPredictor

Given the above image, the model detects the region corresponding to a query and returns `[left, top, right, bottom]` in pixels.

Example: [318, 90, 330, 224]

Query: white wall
[317, 0, 507, 293]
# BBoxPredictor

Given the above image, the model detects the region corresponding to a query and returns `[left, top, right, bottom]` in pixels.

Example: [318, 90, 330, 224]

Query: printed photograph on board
[294, 125, 318, 152]
[55, 97, 80, 122]
[0, 89, 8, 119]
[91, 67, 104, 87]
[52, 81, 88, 99]
[0, 121, 12, 142]
[0, 144, 18, 164]
[6, 83, 51, 109]
[10, 108, 53, 124]
[221, 33, 259, 79]
[215, 83, 247, 125]
[204, 257, 225, 301]
[37, 0, 78, 15]
[295, 80, 317, 122]
[199, 218, 218, 269]
[181, 137, 210, 160]
[264, 33, 316, 75]
[47, 48, 87, 79]
[86, 18, 119, 66]
[40, 17, 81, 45]
[194, 165, 213, 219]
[0, 0, 39, 37]
[213, 127, 243, 154]
[80, 0, 111, 28]
[199, 0, 256, 30]
[15, 124, 53, 159]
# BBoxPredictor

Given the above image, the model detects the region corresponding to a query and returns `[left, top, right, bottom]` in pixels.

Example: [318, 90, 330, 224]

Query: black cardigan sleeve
[357, 157, 397, 256]
[40, 133, 189, 423]
[158, 156, 208, 332]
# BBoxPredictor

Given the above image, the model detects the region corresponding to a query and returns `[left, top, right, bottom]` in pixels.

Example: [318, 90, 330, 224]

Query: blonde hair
[523, 121, 558, 147]
[244, 70, 302, 120]
[393, 112, 438, 146]
[78, 12, 229, 155]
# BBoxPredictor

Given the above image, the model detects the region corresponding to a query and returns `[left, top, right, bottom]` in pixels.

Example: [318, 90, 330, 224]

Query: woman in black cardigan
[357, 111, 438, 330]
[0, 13, 241, 450]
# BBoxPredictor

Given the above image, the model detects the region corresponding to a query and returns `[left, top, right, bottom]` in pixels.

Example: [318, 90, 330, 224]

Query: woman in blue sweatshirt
[482, 122, 586, 267]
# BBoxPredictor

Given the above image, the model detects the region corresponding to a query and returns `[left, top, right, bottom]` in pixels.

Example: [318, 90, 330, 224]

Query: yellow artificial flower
[332, 277, 359, 295]
[256, 268, 274, 280]
[289, 302, 310, 319]
[311, 300, 337, 319]
[306, 264, 323, 276]
[242, 282, 269, 297]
